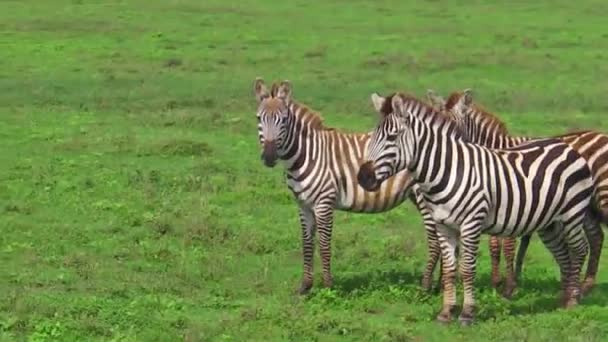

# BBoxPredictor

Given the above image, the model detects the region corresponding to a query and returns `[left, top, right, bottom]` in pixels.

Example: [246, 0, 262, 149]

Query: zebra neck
[465, 111, 531, 149]
[410, 129, 457, 193]
[281, 109, 318, 173]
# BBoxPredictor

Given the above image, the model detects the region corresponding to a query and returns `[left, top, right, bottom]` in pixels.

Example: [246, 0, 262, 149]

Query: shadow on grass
[330, 268, 608, 320]
[333, 269, 423, 294]
[509, 280, 608, 317]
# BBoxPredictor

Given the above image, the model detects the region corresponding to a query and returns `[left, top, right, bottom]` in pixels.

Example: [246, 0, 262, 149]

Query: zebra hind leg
[501, 237, 517, 299]
[563, 219, 589, 308]
[297, 206, 316, 295]
[489, 236, 502, 289]
[537, 223, 570, 307]
[581, 212, 603, 295]
[514, 234, 532, 282]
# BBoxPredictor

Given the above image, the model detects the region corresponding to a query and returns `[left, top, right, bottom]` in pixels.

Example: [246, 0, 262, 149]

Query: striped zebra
[429, 89, 608, 296]
[357, 93, 594, 325]
[253, 78, 444, 294]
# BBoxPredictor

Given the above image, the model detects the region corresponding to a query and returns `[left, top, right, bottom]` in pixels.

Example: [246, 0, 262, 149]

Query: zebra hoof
[459, 306, 475, 326]
[502, 284, 516, 299]
[459, 316, 474, 327]
[581, 279, 595, 295]
[436, 313, 452, 325]
[436, 306, 456, 325]
[491, 278, 503, 290]
[421, 277, 433, 293]
[297, 281, 313, 295]
[564, 298, 579, 309]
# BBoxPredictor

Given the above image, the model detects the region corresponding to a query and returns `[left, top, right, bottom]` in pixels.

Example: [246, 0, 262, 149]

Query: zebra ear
[254, 77, 270, 103]
[391, 94, 405, 117]
[370, 93, 386, 113]
[276, 80, 292, 101]
[426, 89, 446, 109]
[462, 89, 473, 106]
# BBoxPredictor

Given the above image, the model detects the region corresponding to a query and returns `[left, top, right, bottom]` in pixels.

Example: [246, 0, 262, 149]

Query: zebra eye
[386, 134, 397, 142]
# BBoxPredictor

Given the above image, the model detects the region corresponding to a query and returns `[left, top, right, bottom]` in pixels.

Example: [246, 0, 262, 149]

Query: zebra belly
[426, 202, 463, 229]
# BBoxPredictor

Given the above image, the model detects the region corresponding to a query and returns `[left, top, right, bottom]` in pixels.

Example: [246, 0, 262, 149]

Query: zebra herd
[253, 78, 608, 325]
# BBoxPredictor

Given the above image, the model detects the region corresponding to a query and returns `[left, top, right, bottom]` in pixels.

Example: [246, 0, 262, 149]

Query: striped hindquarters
[558, 131, 608, 219]
[326, 131, 415, 212]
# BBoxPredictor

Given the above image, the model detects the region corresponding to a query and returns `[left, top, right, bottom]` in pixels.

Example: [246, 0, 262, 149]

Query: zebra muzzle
[358, 161, 381, 191]
[262, 141, 278, 167]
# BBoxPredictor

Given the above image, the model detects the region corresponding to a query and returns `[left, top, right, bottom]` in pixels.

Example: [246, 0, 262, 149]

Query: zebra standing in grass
[357, 93, 594, 325]
[253, 78, 444, 294]
[427, 89, 608, 296]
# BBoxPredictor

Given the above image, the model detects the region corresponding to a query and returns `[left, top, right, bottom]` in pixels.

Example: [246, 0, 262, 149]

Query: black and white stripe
[358, 93, 594, 325]
[253, 78, 442, 294]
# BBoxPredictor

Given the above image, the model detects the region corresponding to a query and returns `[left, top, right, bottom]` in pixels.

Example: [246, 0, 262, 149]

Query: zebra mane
[380, 92, 462, 137]
[291, 100, 336, 132]
[377, 92, 433, 117]
[444, 91, 509, 135]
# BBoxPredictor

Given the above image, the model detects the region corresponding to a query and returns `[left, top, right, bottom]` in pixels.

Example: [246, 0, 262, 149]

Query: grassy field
[2, 0, 608, 340]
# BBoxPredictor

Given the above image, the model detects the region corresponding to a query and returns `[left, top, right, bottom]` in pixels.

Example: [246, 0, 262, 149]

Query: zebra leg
[514, 234, 532, 281]
[413, 191, 442, 292]
[435, 224, 459, 324]
[489, 236, 502, 289]
[458, 219, 484, 327]
[563, 220, 589, 308]
[297, 205, 316, 295]
[581, 213, 603, 295]
[537, 224, 570, 306]
[315, 204, 335, 289]
[421, 217, 441, 292]
[501, 237, 517, 299]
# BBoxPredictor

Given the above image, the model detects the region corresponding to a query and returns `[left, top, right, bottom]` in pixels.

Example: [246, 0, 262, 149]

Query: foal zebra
[430, 89, 608, 295]
[358, 93, 594, 325]
[253, 78, 443, 293]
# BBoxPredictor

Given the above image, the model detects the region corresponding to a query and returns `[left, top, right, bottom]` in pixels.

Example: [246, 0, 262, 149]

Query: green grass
[2, 0, 608, 340]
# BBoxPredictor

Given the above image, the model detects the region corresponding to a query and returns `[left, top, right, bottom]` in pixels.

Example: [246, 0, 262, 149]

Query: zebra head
[444, 88, 474, 129]
[253, 77, 293, 167]
[358, 94, 416, 191]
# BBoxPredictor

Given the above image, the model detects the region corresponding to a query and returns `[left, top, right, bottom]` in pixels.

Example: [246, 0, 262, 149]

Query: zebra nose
[262, 140, 278, 167]
[358, 161, 380, 191]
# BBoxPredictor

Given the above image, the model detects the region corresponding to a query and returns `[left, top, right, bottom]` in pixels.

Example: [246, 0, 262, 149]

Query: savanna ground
[2, 0, 608, 340]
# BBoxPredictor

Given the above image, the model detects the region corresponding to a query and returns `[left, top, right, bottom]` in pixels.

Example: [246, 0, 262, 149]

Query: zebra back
[442, 90, 608, 222]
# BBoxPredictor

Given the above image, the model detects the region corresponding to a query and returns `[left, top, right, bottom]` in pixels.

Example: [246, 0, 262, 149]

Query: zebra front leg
[459, 220, 483, 326]
[422, 219, 441, 292]
[315, 204, 335, 288]
[298, 205, 316, 295]
[501, 237, 517, 299]
[489, 236, 502, 289]
[435, 225, 459, 324]
[413, 191, 442, 292]
[581, 213, 603, 295]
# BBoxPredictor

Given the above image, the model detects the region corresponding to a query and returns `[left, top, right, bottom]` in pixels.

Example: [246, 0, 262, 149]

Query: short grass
[2, 0, 608, 340]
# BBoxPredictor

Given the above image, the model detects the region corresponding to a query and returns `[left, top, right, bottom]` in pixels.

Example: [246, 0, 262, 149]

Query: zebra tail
[514, 235, 532, 281]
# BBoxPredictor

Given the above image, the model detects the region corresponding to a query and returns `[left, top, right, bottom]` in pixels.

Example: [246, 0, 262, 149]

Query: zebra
[357, 93, 594, 325]
[253, 77, 444, 294]
[428, 89, 608, 296]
